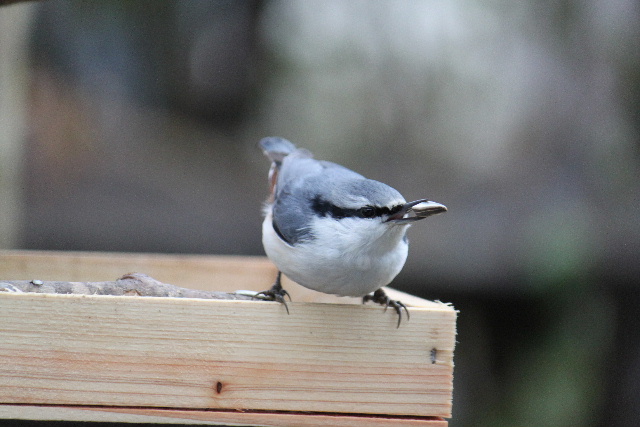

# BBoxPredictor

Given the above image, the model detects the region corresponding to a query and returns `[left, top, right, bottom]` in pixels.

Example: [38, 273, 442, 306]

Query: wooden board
[0, 251, 457, 426]
[0, 250, 443, 305]
[0, 405, 447, 426]
[0, 250, 277, 293]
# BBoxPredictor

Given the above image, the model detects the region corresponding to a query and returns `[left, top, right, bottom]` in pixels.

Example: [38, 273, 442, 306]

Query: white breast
[262, 212, 409, 297]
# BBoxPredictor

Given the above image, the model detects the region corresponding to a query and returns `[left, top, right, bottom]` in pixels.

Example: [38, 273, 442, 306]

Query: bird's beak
[386, 199, 447, 224]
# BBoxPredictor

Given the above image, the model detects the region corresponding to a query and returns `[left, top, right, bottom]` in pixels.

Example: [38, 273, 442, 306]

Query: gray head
[307, 173, 445, 225]
[263, 137, 447, 244]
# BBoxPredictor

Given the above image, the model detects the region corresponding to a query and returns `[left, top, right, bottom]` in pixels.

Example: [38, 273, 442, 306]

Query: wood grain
[0, 250, 277, 292]
[0, 250, 442, 306]
[0, 405, 448, 426]
[0, 292, 456, 417]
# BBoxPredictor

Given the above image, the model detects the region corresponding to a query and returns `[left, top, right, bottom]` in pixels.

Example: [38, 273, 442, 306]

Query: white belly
[261, 213, 409, 297]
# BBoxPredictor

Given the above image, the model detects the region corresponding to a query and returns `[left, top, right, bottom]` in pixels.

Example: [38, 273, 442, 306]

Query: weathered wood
[0, 250, 437, 305]
[0, 292, 456, 417]
[0, 273, 253, 300]
[0, 250, 277, 293]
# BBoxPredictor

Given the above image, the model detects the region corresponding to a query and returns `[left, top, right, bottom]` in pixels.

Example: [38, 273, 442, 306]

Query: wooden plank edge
[0, 250, 446, 307]
[0, 405, 448, 427]
[1, 292, 456, 417]
[0, 250, 274, 286]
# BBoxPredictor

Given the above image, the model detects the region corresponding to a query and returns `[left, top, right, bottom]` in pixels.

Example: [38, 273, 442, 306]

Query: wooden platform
[0, 250, 456, 426]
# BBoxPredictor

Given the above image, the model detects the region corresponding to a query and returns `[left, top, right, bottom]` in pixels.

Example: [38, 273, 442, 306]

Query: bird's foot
[363, 288, 410, 328]
[253, 272, 291, 314]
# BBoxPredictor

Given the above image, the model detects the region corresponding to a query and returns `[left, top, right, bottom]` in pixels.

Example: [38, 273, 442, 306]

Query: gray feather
[259, 137, 299, 164]
[262, 138, 405, 245]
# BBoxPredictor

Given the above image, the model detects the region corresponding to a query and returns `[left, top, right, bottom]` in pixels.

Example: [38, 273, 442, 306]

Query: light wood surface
[0, 292, 455, 416]
[0, 405, 448, 426]
[0, 250, 443, 305]
[0, 250, 277, 292]
[0, 250, 456, 426]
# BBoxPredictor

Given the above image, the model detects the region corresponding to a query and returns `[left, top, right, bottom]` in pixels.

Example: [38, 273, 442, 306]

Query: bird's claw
[253, 272, 291, 314]
[363, 288, 410, 328]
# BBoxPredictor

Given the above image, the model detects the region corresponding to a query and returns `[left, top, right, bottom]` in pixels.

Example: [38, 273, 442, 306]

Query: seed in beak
[411, 201, 447, 218]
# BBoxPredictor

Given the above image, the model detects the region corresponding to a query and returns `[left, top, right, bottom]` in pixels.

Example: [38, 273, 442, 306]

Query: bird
[256, 137, 446, 327]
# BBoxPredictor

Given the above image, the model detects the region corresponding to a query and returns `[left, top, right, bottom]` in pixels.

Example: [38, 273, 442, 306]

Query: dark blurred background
[1, 1, 639, 426]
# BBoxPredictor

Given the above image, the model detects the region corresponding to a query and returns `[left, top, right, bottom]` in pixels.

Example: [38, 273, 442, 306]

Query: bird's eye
[360, 206, 376, 218]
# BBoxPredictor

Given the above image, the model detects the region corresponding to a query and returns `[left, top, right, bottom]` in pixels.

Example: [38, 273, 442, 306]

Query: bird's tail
[259, 137, 307, 201]
[259, 137, 297, 165]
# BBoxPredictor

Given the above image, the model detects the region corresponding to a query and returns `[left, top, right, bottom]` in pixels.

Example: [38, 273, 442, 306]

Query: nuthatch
[257, 137, 446, 326]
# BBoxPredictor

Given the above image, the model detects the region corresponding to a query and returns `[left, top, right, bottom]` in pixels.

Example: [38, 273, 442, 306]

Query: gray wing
[271, 155, 364, 245]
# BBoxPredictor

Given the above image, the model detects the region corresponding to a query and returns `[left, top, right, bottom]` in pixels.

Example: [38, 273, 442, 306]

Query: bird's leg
[363, 288, 410, 328]
[253, 271, 291, 314]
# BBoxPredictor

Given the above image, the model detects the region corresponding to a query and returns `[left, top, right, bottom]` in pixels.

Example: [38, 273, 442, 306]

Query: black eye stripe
[389, 204, 403, 215]
[311, 196, 403, 220]
[360, 206, 376, 218]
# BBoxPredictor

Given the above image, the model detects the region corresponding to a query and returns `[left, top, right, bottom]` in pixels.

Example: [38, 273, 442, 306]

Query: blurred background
[1, 0, 639, 426]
